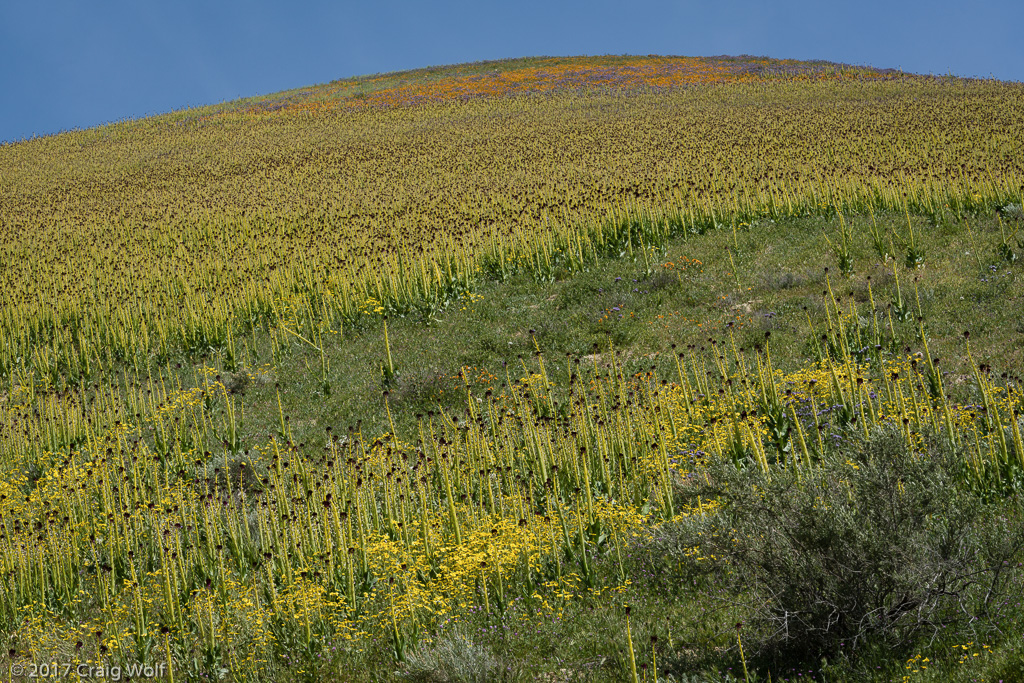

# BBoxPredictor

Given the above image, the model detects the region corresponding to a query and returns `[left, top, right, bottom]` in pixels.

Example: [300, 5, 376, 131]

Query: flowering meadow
[1, 56, 1023, 681]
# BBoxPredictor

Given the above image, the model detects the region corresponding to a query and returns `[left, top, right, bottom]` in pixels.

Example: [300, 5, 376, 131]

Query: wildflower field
[1, 56, 1023, 681]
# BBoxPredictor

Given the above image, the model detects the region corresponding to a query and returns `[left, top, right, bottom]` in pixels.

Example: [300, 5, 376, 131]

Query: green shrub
[654, 427, 1024, 664]
[400, 630, 522, 683]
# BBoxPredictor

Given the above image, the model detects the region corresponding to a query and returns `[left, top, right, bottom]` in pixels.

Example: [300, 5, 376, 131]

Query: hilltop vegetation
[1, 56, 1020, 386]
[0, 56, 1022, 682]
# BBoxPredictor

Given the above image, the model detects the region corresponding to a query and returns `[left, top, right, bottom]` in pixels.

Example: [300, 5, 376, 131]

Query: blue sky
[2, 0, 1022, 143]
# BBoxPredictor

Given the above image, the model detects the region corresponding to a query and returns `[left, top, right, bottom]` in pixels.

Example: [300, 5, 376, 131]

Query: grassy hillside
[0, 56, 1020, 386]
[0, 56, 1022, 682]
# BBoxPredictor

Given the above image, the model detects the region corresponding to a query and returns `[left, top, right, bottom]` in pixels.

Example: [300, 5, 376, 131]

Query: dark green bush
[649, 427, 1024, 664]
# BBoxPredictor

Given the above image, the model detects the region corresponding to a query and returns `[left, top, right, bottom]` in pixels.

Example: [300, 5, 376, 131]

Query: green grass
[3, 57, 1024, 683]
[165, 206, 1024, 681]
[1, 208, 1021, 680]
[240, 207, 1022, 453]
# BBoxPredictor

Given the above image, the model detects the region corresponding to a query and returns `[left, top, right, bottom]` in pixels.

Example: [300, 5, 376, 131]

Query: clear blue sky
[2, 0, 1022, 144]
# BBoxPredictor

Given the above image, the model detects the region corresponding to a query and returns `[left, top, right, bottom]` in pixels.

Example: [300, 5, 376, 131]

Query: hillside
[1, 56, 1022, 682]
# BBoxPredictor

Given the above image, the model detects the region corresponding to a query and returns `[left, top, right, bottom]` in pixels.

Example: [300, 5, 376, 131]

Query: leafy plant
[821, 212, 855, 276]
[675, 428, 1024, 661]
[866, 207, 890, 263]
[894, 202, 926, 269]
[996, 219, 1022, 264]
